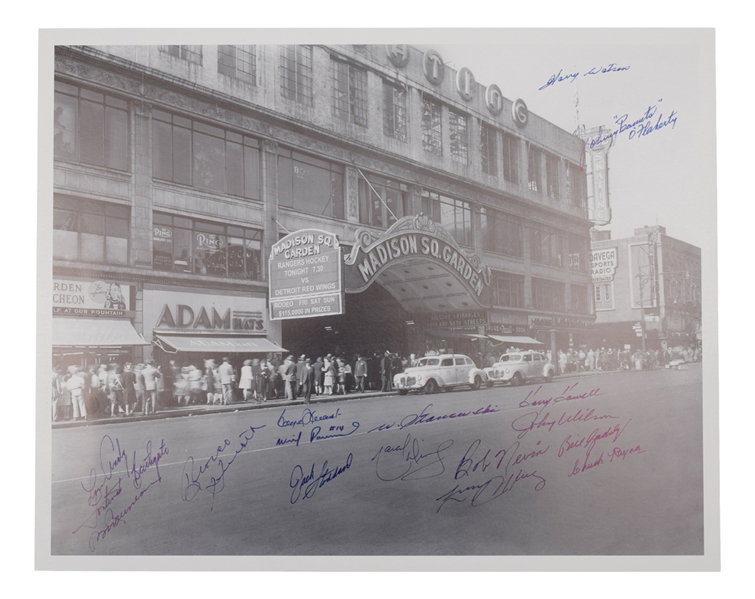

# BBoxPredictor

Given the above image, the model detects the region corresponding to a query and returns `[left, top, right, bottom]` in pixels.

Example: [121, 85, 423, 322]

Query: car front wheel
[511, 372, 523, 386]
[423, 379, 438, 394]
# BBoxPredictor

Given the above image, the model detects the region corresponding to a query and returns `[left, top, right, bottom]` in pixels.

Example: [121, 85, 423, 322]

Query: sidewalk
[51, 364, 695, 429]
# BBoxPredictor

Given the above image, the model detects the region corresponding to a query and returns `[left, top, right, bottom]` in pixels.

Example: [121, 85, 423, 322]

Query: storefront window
[53, 196, 129, 265]
[152, 212, 262, 280]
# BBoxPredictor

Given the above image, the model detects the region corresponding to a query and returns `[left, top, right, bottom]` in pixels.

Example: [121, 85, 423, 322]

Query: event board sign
[269, 229, 344, 320]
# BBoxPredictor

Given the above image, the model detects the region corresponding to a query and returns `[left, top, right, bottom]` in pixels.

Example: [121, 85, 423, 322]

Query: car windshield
[498, 355, 522, 362]
[417, 358, 440, 367]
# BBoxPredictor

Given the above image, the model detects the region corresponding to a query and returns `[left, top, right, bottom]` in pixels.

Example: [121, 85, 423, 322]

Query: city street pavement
[50, 364, 683, 429]
[50, 364, 703, 555]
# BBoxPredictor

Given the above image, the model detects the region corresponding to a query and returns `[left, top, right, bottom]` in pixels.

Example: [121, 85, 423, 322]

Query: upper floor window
[421, 97, 442, 156]
[565, 162, 587, 208]
[532, 277, 565, 312]
[546, 153, 560, 200]
[358, 175, 409, 229]
[530, 227, 563, 267]
[449, 109, 469, 165]
[331, 58, 368, 126]
[152, 110, 260, 199]
[480, 208, 522, 257]
[479, 122, 498, 177]
[53, 195, 129, 266]
[159, 45, 203, 65]
[568, 234, 587, 272]
[218, 45, 256, 84]
[422, 190, 472, 247]
[491, 272, 524, 308]
[502, 133, 520, 185]
[280, 45, 313, 105]
[277, 148, 345, 220]
[528, 144, 542, 192]
[382, 80, 407, 142]
[54, 81, 129, 171]
[152, 212, 262, 280]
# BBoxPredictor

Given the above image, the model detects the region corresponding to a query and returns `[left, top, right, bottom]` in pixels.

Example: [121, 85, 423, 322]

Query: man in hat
[301, 357, 315, 404]
[295, 355, 306, 397]
[380, 350, 393, 392]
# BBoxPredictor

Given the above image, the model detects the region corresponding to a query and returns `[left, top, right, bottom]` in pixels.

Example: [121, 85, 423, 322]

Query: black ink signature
[366, 403, 500, 433]
[277, 407, 342, 429]
[371, 434, 454, 482]
[454, 438, 549, 481]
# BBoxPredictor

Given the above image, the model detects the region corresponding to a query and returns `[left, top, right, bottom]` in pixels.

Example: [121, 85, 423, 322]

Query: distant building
[590, 226, 701, 350]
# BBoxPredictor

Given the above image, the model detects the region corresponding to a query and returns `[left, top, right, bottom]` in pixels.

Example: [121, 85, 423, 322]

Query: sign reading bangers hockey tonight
[344, 214, 492, 307]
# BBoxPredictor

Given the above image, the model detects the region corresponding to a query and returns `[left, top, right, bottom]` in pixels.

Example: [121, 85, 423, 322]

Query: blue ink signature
[539, 63, 630, 90]
[581, 100, 678, 149]
[309, 421, 359, 442]
[73, 435, 169, 552]
[277, 407, 342, 429]
[371, 433, 454, 481]
[518, 383, 602, 409]
[511, 404, 619, 440]
[435, 469, 546, 512]
[454, 438, 549, 482]
[289, 453, 354, 504]
[367, 403, 499, 433]
[181, 424, 266, 510]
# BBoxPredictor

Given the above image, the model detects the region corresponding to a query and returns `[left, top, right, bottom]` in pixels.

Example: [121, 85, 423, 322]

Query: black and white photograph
[29, 24, 722, 573]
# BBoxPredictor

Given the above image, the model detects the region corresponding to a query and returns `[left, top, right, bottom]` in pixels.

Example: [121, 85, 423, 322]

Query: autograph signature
[73, 435, 169, 552]
[367, 403, 499, 433]
[289, 453, 354, 504]
[539, 63, 630, 90]
[371, 433, 454, 482]
[181, 424, 266, 510]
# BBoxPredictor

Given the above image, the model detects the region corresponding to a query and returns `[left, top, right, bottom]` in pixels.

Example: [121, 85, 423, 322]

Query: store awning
[425, 329, 489, 340]
[53, 318, 150, 347]
[154, 334, 287, 353]
[486, 334, 544, 346]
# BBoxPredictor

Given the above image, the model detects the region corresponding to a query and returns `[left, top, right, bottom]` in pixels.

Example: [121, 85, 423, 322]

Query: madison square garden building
[51, 44, 595, 369]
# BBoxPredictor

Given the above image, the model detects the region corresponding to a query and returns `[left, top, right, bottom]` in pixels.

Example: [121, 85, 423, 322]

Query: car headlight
[416, 374, 423, 382]
[505, 368, 511, 375]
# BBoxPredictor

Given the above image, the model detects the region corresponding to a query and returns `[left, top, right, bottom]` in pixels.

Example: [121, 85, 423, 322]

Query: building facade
[590, 226, 702, 351]
[52, 44, 595, 369]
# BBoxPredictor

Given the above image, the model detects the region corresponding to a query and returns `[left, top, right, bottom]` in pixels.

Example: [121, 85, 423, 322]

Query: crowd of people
[52, 345, 701, 422]
[51, 350, 416, 422]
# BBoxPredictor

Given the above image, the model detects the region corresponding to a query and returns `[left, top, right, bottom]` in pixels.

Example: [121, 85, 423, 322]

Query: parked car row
[393, 350, 557, 395]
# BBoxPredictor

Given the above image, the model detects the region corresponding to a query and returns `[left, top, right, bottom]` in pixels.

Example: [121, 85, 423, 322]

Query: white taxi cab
[393, 354, 488, 395]
[484, 350, 556, 386]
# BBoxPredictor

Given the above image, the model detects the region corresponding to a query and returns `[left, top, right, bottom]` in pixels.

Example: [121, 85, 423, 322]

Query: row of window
[492, 272, 589, 314]
[156, 45, 586, 203]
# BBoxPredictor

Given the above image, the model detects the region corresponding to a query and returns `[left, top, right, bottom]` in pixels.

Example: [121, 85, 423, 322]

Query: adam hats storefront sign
[269, 229, 344, 320]
[590, 247, 618, 282]
[143, 290, 267, 337]
[53, 279, 132, 317]
[344, 214, 491, 303]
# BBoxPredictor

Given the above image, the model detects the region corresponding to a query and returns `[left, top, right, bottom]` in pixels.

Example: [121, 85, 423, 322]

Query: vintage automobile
[484, 350, 556, 386]
[393, 354, 488, 395]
